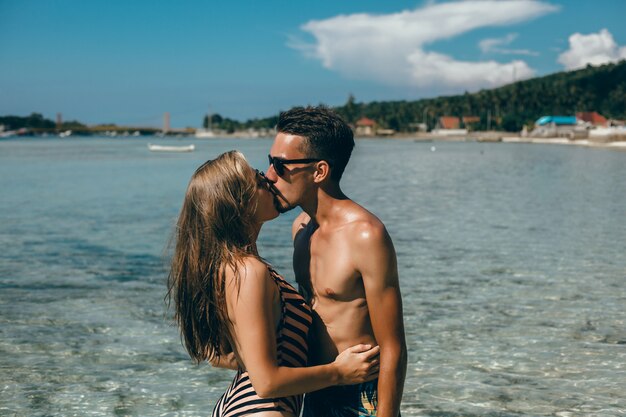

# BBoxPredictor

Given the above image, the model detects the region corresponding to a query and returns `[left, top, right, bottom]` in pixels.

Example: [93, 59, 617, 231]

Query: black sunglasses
[268, 154, 324, 176]
[255, 169, 272, 190]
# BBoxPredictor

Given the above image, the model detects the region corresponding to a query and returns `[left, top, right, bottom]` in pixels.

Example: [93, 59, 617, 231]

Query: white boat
[195, 128, 216, 138]
[148, 143, 195, 152]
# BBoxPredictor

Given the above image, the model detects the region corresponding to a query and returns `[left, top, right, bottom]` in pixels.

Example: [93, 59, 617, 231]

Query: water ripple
[1, 138, 625, 416]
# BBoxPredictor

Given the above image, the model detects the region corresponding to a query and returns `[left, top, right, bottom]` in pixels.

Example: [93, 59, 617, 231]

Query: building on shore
[530, 115, 587, 139]
[355, 117, 376, 136]
[527, 112, 626, 141]
[432, 116, 468, 136]
[583, 112, 626, 141]
[576, 111, 608, 127]
[438, 116, 460, 130]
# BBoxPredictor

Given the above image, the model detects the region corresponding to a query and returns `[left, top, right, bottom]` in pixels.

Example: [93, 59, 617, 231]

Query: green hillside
[244, 60, 626, 133]
[4, 61, 624, 135]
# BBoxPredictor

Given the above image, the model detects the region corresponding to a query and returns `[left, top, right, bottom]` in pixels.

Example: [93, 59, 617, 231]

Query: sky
[1, 0, 625, 128]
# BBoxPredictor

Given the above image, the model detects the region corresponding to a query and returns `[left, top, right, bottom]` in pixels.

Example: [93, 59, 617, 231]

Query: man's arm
[354, 221, 407, 417]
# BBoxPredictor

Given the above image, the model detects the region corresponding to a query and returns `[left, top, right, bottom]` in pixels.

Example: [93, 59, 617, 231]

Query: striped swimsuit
[212, 266, 312, 417]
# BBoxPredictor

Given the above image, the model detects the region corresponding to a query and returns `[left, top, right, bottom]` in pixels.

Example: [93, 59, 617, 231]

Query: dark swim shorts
[302, 379, 378, 417]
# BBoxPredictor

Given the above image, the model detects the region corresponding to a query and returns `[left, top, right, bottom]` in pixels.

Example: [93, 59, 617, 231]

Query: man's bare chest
[293, 230, 363, 302]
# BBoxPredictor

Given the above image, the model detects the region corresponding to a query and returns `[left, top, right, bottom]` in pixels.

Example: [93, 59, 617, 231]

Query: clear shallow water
[0, 137, 624, 416]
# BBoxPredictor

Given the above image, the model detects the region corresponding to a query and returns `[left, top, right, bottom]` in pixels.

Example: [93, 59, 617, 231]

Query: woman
[167, 151, 379, 417]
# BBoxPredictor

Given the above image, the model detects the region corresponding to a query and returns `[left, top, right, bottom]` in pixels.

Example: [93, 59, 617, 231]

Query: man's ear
[313, 161, 331, 184]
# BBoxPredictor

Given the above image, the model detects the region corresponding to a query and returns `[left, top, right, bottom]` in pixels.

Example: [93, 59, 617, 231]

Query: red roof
[576, 112, 607, 126]
[356, 117, 376, 127]
[439, 116, 460, 129]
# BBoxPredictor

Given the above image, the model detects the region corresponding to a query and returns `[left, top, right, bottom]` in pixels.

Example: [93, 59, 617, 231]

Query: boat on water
[195, 128, 216, 138]
[148, 143, 195, 152]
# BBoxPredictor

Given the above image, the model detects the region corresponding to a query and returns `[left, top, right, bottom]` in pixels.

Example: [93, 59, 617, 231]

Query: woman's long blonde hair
[167, 150, 259, 363]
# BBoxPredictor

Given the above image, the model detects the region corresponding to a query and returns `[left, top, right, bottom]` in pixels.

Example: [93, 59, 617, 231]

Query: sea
[0, 136, 624, 417]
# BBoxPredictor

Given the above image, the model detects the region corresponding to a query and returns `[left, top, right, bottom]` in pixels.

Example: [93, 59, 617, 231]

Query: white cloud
[408, 50, 533, 87]
[479, 33, 518, 53]
[558, 29, 626, 70]
[479, 33, 539, 56]
[290, 0, 558, 90]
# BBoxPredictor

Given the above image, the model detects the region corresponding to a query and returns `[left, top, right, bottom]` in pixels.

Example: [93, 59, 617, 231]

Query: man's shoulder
[331, 202, 396, 263]
[339, 202, 387, 241]
[346, 217, 388, 250]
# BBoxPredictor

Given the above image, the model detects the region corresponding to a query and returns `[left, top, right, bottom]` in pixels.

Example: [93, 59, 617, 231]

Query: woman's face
[253, 170, 279, 223]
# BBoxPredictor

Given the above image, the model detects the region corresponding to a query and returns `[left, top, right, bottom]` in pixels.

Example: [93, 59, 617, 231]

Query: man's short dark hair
[276, 106, 354, 181]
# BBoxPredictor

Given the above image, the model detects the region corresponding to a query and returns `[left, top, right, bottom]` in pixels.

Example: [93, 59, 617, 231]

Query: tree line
[0, 113, 87, 132]
[233, 59, 626, 133]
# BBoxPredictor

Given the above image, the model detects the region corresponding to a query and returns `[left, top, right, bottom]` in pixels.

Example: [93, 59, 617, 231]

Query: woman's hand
[333, 344, 380, 385]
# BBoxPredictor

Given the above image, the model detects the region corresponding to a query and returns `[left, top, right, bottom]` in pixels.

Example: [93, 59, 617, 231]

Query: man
[266, 106, 407, 417]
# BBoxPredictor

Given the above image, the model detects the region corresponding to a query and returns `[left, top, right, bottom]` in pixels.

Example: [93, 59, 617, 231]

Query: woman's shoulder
[240, 256, 271, 278]
[224, 256, 273, 292]
[224, 256, 279, 319]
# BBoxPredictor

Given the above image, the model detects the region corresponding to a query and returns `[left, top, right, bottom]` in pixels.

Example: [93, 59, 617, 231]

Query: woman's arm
[227, 259, 379, 398]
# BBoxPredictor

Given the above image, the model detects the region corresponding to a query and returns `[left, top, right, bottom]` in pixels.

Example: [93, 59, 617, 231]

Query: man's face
[267, 132, 315, 213]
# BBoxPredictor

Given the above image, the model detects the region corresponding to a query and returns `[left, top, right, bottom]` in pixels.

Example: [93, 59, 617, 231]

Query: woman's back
[213, 259, 312, 417]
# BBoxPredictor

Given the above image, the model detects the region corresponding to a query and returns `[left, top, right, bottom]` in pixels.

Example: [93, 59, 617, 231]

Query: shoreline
[357, 131, 626, 151]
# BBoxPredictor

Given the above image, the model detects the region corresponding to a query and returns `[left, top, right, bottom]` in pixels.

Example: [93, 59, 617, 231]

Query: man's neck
[301, 182, 350, 228]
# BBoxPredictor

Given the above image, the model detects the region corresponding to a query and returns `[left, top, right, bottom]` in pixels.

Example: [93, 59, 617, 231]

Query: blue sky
[1, 0, 625, 128]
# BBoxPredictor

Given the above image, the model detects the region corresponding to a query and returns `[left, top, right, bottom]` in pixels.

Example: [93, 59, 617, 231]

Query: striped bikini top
[212, 266, 312, 417]
[267, 266, 312, 368]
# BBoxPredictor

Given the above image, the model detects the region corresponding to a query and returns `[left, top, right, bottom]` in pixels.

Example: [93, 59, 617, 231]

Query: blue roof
[535, 116, 577, 126]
